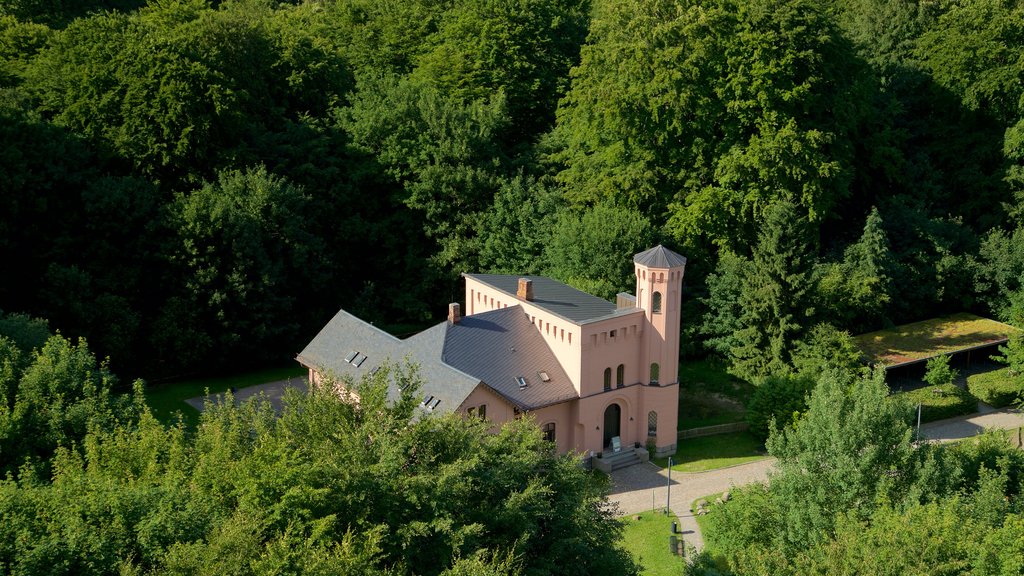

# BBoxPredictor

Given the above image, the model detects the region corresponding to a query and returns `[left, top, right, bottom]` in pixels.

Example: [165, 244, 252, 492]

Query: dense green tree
[342, 73, 510, 273]
[700, 252, 751, 358]
[412, 0, 588, 142]
[552, 0, 873, 251]
[789, 323, 864, 380]
[745, 374, 813, 444]
[477, 175, 562, 275]
[730, 201, 816, 380]
[542, 201, 658, 299]
[766, 368, 918, 553]
[816, 207, 894, 331]
[0, 333, 141, 477]
[975, 226, 1024, 320]
[0, 365, 637, 575]
[164, 166, 323, 369]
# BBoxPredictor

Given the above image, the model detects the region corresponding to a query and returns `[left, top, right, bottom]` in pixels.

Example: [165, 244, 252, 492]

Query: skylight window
[516, 376, 527, 390]
[538, 371, 551, 382]
[353, 354, 367, 367]
[430, 398, 441, 410]
[344, 351, 358, 363]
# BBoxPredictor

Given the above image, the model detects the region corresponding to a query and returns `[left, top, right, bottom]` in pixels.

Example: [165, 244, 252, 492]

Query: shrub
[893, 384, 977, 423]
[967, 368, 1024, 408]
[924, 354, 958, 387]
[746, 375, 814, 444]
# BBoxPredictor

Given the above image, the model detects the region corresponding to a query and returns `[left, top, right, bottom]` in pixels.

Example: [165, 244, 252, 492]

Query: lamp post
[666, 456, 672, 515]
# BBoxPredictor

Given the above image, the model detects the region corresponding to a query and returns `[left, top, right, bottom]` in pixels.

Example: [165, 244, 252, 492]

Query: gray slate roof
[464, 274, 619, 323]
[296, 309, 480, 414]
[443, 306, 578, 410]
[633, 245, 687, 268]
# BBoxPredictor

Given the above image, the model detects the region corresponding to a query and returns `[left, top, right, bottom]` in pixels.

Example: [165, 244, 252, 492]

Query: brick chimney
[448, 302, 461, 324]
[517, 278, 534, 301]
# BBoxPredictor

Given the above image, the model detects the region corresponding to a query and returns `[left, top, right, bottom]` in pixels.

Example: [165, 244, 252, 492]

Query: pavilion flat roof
[854, 312, 1021, 369]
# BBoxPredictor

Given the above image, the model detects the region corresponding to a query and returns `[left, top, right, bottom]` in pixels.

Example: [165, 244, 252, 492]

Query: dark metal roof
[296, 309, 480, 414]
[464, 274, 619, 323]
[442, 306, 579, 410]
[633, 245, 687, 268]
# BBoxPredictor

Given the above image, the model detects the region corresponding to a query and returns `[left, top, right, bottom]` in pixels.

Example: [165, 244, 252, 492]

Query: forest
[3, 0, 1024, 574]
[2, 0, 1022, 383]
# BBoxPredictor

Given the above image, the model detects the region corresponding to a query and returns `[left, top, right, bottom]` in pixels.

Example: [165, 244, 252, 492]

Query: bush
[746, 375, 814, 444]
[967, 368, 1024, 408]
[893, 384, 977, 423]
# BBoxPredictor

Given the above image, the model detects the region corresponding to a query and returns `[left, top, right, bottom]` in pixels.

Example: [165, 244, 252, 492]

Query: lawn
[678, 359, 752, 430]
[145, 364, 305, 427]
[854, 313, 1020, 368]
[653, 431, 768, 472]
[620, 510, 686, 575]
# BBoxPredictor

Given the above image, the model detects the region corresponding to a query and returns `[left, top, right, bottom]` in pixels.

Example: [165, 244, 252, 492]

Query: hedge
[967, 368, 1024, 408]
[892, 384, 977, 423]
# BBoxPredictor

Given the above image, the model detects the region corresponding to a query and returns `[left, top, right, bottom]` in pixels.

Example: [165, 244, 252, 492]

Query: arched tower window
[648, 411, 658, 437]
[603, 367, 612, 391]
[650, 363, 660, 385]
[616, 364, 624, 388]
[652, 291, 662, 314]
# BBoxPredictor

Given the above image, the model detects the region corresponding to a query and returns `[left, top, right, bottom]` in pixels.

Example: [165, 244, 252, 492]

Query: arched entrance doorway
[603, 403, 621, 449]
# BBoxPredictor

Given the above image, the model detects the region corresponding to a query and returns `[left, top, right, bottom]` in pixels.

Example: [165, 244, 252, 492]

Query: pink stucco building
[297, 245, 685, 461]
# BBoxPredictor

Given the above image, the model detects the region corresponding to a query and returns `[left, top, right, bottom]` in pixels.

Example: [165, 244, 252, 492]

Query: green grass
[145, 364, 305, 427]
[854, 313, 1020, 367]
[967, 368, 1024, 407]
[678, 359, 752, 431]
[620, 510, 686, 575]
[653, 431, 768, 472]
[691, 494, 720, 535]
[890, 383, 978, 423]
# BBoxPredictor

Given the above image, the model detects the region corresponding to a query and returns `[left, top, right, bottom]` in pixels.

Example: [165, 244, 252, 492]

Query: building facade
[297, 245, 685, 457]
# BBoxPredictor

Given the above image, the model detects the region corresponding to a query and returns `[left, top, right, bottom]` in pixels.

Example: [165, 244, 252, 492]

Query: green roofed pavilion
[854, 313, 1021, 369]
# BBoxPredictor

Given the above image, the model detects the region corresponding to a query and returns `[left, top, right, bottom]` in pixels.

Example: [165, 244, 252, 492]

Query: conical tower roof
[633, 245, 687, 268]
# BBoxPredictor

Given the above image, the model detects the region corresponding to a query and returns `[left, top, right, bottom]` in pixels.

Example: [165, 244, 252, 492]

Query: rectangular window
[479, 404, 486, 419]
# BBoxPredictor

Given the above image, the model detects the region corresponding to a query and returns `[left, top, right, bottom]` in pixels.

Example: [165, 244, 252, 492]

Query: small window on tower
[652, 291, 662, 314]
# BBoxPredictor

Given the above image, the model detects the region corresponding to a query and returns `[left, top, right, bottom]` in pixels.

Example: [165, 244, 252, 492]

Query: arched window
[616, 364, 624, 388]
[542, 422, 556, 443]
[648, 411, 658, 437]
[650, 363, 660, 385]
[603, 367, 612, 391]
[652, 291, 662, 314]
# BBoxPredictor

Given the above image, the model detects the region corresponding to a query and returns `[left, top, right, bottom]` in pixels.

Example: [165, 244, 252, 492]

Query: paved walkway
[919, 404, 1024, 443]
[185, 377, 308, 413]
[608, 406, 1024, 552]
[608, 458, 776, 551]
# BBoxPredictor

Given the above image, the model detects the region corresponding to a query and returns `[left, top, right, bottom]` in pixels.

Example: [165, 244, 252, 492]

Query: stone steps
[592, 447, 647, 472]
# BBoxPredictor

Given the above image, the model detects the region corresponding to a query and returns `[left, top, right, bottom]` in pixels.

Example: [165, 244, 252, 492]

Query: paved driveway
[609, 459, 776, 551]
[185, 377, 308, 413]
